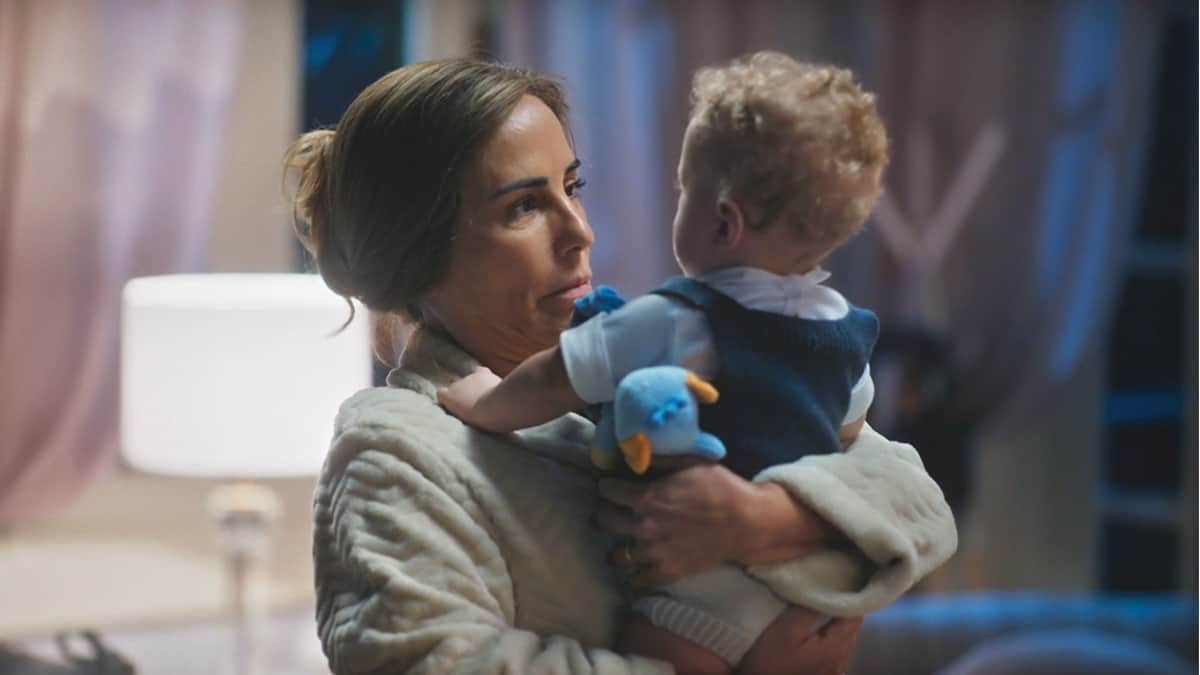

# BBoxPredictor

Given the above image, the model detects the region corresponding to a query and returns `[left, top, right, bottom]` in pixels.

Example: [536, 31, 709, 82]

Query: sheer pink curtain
[0, 0, 244, 521]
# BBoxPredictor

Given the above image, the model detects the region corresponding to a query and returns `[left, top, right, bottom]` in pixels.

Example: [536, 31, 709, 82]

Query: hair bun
[283, 128, 336, 255]
[283, 128, 360, 304]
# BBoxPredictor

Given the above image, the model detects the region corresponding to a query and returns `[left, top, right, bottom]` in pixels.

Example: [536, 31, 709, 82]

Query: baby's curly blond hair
[689, 51, 888, 260]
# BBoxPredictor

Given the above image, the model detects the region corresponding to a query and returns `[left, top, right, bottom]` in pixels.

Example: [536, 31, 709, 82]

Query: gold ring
[623, 542, 635, 566]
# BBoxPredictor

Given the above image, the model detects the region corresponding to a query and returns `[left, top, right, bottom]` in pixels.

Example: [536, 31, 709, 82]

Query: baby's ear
[716, 196, 748, 248]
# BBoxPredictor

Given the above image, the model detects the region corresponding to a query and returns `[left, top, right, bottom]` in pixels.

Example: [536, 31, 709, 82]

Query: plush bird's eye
[649, 397, 688, 427]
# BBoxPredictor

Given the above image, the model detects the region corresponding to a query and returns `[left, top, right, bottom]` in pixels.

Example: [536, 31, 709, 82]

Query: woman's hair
[284, 59, 568, 327]
[689, 51, 889, 260]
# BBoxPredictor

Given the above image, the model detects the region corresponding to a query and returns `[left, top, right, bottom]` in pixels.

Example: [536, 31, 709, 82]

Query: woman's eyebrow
[491, 158, 582, 199]
[492, 177, 545, 198]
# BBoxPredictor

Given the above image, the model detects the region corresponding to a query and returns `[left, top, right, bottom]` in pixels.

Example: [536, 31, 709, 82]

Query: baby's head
[672, 51, 889, 276]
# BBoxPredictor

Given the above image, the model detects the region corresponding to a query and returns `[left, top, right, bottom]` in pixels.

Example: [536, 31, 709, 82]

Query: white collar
[697, 266, 831, 288]
[692, 266, 848, 319]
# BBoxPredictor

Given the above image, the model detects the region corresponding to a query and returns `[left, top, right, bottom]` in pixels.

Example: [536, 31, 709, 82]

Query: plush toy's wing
[590, 447, 621, 471]
[570, 285, 627, 328]
[591, 402, 619, 451]
[589, 402, 621, 471]
[691, 431, 727, 461]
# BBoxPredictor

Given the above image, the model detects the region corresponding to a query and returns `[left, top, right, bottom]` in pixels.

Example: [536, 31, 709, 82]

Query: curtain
[0, 0, 245, 521]
[842, 0, 1161, 590]
[490, 0, 1163, 589]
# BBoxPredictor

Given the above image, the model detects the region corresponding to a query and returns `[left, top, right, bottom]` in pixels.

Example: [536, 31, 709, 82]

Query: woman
[287, 59, 956, 674]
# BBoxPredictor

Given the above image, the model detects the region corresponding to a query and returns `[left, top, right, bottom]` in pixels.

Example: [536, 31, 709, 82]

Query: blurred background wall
[0, 0, 309, 637]
[0, 0, 1193, 670]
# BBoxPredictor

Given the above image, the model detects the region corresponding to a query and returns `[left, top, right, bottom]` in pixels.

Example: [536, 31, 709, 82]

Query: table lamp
[120, 273, 372, 675]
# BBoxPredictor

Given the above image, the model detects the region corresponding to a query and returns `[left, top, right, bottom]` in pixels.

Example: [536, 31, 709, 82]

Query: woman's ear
[715, 196, 747, 249]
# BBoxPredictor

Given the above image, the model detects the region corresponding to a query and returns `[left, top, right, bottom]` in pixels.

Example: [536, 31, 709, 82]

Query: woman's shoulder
[322, 382, 580, 484]
[321, 385, 459, 482]
[334, 385, 440, 435]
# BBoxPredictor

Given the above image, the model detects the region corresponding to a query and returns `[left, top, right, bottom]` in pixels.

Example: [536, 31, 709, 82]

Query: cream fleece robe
[312, 327, 957, 675]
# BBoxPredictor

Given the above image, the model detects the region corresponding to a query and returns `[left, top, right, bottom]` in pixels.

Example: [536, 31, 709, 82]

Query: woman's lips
[551, 280, 593, 301]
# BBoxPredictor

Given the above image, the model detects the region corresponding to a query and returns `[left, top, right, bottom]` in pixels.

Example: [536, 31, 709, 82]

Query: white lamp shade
[121, 274, 373, 478]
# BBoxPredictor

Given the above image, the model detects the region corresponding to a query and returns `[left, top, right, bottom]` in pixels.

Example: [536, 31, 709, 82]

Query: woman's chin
[537, 296, 580, 323]
[523, 313, 573, 350]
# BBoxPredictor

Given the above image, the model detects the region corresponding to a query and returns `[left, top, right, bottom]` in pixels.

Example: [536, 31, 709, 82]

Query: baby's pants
[632, 564, 791, 666]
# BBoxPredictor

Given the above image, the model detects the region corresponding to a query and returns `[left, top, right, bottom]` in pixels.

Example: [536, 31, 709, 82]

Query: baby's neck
[685, 227, 824, 278]
[686, 256, 818, 279]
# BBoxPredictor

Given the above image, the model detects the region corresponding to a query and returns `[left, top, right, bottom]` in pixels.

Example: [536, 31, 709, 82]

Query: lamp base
[207, 481, 281, 675]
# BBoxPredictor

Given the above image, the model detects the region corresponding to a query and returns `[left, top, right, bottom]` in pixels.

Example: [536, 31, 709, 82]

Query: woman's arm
[596, 424, 957, 613]
[315, 393, 669, 675]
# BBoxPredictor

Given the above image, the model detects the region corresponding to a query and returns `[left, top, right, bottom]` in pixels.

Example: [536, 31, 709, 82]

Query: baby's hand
[437, 367, 503, 426]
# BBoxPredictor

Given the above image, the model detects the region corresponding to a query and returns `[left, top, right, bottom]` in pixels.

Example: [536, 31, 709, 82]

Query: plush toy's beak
[684, 371, 720, 404]
[619, 432, 652, 475]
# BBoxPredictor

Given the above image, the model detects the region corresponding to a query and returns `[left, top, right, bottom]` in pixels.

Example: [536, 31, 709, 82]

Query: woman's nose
[557, 203, 593, 258]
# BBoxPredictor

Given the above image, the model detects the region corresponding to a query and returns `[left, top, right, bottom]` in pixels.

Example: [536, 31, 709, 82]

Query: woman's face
[423, 95, 593, 375]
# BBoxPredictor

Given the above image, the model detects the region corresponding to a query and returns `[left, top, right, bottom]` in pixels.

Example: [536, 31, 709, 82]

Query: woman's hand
[596, 462, 839, 588]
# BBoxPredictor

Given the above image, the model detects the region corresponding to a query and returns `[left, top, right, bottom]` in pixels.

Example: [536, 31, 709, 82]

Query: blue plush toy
[591, 365, 726, 474]
[571, 285, 627, 328]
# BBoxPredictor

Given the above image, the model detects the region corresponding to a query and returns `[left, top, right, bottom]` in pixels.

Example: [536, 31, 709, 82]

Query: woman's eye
[511, 196, 538, 218]
[566, 178, 587, 198]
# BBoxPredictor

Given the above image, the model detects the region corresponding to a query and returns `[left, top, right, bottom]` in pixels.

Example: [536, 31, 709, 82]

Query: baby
[441, 51, 889, 674]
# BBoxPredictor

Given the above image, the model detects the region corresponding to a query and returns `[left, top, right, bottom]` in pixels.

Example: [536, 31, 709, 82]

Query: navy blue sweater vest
[652, 276, 879, 479]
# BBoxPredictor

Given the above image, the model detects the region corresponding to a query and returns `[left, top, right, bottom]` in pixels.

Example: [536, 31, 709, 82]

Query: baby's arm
[838, 415, 866, 449]
[441, 294, 682, 433]
[438, 346, 586, 433]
